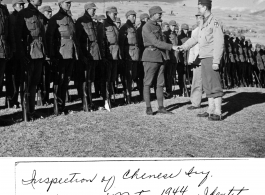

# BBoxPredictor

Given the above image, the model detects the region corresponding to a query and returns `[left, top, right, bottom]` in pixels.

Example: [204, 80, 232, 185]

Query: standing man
[142, 6, 178, 115]
[136, 13, 149, 102]
[39, 5, 53, 105]
[179, 0, 224, 121]
[187, 12, 203, 110]
[119, 10, 139, 104]
[98, 6, 121, 111]
[46, 0, 78, 115]
[76, 2, 101, 111]
[5, 0, 24, 109]
[16, 0, 46, 121]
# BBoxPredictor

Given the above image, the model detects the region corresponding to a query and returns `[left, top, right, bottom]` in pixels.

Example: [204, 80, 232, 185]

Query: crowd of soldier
[0, 0, 265, 123]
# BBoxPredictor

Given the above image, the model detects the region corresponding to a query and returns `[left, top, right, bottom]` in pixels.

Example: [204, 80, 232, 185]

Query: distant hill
[250, 9, 265, 16]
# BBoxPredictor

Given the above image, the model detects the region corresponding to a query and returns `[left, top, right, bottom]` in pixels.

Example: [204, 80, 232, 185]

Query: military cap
[169, 20, 177, 26]
[39, 5, 52, 13]
[115, 17, 121, 23]
[149, 6, 165, 16]
[195, 12, 202, 16]
[256, 44, 261, 48]
[161, 22, 169, 28]
[198, 0, 212, 6]
[140, 13, 149, 21]
[125, 10, 136, 18]
[84, 2, 98, 10]
[106, 6, 118, 13]
[97, 15, 106, 20]
[58, 0, 72, 4]
[181, 23, 189, 30]
[12, 0, 25, 6]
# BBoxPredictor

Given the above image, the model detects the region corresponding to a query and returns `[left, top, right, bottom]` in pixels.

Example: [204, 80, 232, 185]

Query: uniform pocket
[58, 21, 69, 36]
[106, 26, 117, 44]
[84, 24, 96, 42]
[127, 28, 137, 45]
[128, 46, 139, 61]
[25, 18, 36, 30]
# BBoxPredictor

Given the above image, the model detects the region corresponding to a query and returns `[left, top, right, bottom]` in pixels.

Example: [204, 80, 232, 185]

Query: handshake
[172, 45, 184, 51]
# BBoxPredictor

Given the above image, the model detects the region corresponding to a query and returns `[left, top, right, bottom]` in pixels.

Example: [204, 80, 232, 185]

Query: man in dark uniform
[98, 6, 121, 111]
[46, 0, 78, 115]
[16, 0, 46, 120]
[38, 5, 52, 105]
[136, 13, 149, 102]
[177, 23, 190, 97]
[76, 2, 101, 111]
[142, 6, 178, 115]
[255, 44, 265, 87]
[119, 10, 139, 104]
[5, 0, 24, 109]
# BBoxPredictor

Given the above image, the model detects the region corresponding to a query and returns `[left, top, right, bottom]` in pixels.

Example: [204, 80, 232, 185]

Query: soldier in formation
[1, 1, 265, 124]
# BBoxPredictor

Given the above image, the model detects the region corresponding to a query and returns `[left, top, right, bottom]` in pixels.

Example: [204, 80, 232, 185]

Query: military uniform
[46, 4, 78, 114]
[142, 6, 174, 115]
[182, 0, 224, 121]
[76, 3, 101, 111]
[5, 0, 23, 108]
[0, 3, 15, 105]
[255, 44, 265, 87]
[135, 13, 149, 102]
[119, 10, 139, 104]
[98, 6, 121, 110]
[16, 3, 46, 119]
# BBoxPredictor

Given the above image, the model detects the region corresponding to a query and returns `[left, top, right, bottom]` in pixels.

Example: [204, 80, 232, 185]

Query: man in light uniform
[187, 12, 203, 110]
[179, 0, 224, 121]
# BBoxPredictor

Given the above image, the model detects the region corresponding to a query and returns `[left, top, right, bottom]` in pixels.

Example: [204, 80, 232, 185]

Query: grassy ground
[0, 86, 265, 157]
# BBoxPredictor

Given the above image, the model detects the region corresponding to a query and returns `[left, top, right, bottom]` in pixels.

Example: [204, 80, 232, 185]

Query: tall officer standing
[76, 2, 101, 111]
[16, 0, 46, 120]
[5, 0, 24, 109]
[142, 6, 178, 115]
[98, 6, 121, 111]
[136, 13, 149, 102]
[46, 0, 78, 115]
[179, 0, 224, 121]
[119, 10, 139, 104]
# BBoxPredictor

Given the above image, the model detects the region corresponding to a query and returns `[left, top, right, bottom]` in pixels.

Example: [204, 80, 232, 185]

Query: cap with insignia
[125, 10, 136, 18]
[39, 5, 52, 14]
[161, 22, 169, 28]
[149, 6, 165, 16]
[115, 17, 121, 23]
[198, 0, 212, 6]
[84, 2, 98, 10]
[140, 13, 149, 21]
[58, 0, 72, 4]
[169, 20, 177, 26]
[106, 6, 118, 13]
[12, 0, 25, 6]
[181, 23, 189, 30]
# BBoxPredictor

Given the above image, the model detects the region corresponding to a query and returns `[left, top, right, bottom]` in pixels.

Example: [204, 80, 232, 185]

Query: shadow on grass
[222, 92, 265, 119]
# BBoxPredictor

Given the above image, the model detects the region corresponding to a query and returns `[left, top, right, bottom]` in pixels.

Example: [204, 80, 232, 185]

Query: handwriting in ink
[123, 168, 182, 180]
[161, 186, 188, 195]
[101, 175, 115, 192]
[203, 186, 249, 195]
[134, 190, 151, 195]
[21, 170, 97, 192]
[185, 167, 210, 187]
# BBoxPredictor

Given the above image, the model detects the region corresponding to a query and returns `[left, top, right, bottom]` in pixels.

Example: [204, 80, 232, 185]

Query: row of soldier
[0, 0, 265, 122]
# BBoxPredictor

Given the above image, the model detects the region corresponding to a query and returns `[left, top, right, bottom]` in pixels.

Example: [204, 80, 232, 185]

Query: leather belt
[61, 36, 73, 39]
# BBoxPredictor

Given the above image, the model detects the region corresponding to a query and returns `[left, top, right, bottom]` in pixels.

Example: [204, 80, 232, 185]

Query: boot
[209, 97, 222, 121]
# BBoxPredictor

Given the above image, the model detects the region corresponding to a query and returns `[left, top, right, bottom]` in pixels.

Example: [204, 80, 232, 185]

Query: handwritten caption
[20, 166, 248, 195]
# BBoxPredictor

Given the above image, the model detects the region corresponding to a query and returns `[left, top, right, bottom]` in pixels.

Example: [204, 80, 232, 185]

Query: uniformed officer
[38, 5, 53, 105]
[5, 0, 24, 109]
[177, 23, 190, 97]
[255, 44, 265, 87]
[98, 6, 121, 111]
[187, 12, 203, 110]
[119, 10, 139, 104]
[16, 0, 46, 121]
[136, 13, 149, 102]
[142, 6, 179, 115]
[76, 2, 101, 111]
[179, 0, 224, 121]
[46, 0, 78, 115]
